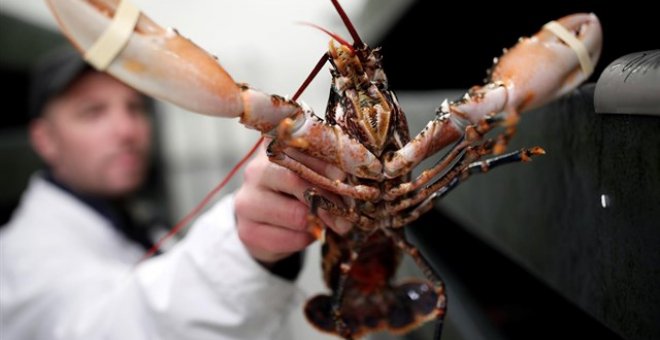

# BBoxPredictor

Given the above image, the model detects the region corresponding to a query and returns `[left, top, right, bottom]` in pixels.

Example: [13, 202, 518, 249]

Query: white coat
[0, 174, 300, 340]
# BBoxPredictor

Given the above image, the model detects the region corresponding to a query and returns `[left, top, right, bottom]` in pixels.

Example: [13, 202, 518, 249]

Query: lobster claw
[489, 12, 603, 114]
[45, 0, 301, 127]
[384, 13, 603, 177]
[455, 13, 604, 124]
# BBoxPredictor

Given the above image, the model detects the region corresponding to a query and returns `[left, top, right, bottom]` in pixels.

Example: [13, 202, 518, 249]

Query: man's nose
[112, 107, 144, 139]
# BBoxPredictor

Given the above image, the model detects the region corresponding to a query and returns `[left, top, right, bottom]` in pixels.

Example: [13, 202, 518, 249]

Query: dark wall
[377, 1, 655, 90]
[0, 14, 66, 224]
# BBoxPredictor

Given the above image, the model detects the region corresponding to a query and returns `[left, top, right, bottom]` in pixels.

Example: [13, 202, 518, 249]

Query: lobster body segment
[304, 230, 439, 338]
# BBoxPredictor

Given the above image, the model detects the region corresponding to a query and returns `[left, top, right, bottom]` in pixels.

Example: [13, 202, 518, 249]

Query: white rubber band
[543, 21, 594, 76]
[84, 0, 140, 70]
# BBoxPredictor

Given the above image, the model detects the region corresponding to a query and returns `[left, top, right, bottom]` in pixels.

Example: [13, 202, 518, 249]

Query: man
[0, 47, 349, 339]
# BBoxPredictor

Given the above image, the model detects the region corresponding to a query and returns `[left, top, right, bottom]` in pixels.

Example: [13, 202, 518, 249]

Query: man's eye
[128, 100, 148, 116]
[79, 104, 105, 119]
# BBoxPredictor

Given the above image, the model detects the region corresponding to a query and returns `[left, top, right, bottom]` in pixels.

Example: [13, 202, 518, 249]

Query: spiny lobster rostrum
[45, 0, 602, 338]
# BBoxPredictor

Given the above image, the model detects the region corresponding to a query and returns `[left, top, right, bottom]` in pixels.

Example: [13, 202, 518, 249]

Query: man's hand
[234, 144, 352, 264]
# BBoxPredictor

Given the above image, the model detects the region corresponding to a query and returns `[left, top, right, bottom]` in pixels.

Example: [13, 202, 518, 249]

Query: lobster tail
[304, 280, 442, 338]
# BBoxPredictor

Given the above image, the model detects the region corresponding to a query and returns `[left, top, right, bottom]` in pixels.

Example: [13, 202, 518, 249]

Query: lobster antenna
[299, 22, 355, 53]
[330, 0, 364, 48]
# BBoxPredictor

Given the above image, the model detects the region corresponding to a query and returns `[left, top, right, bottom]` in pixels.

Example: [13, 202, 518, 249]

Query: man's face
[32, 71, 152, 197]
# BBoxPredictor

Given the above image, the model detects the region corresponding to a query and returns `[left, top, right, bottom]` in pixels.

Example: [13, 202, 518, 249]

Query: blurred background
[1, 1, 658, 339]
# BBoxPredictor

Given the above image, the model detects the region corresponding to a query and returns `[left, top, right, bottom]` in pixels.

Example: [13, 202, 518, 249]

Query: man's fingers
[255, 160, 344, 207]
[256, 162, 310, 203]
[256, 167, 350, 233]
[235, 188, 309, 232]
[245, 139, 353, 235]
[237, 220, 314, 263]
[284, 147, 346, 181]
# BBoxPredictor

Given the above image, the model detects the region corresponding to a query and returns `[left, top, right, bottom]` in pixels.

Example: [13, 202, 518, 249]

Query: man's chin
[103, 173, 146, 197]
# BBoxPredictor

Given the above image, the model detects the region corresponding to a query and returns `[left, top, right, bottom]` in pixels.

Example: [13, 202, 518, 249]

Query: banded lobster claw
[457, 13, 603, 123]
[45, 0, 300, 130]
[384, 13, 603, 178]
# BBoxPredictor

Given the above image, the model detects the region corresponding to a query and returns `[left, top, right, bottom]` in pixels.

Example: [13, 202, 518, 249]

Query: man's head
[29, 48, 152, 198]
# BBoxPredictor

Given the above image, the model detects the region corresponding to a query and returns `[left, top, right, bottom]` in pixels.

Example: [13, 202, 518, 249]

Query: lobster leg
[303, 188, 375, 231]
[390, 146, 546, 226]
[388, 140, 495, 216]
[267, 108, 384, 180]
[304, 188, 330, 240]
[384, 116, 503, 200]
[266, 135, 381, 201]
[380, 228, 447, 340]
[303, 187, 374, 239]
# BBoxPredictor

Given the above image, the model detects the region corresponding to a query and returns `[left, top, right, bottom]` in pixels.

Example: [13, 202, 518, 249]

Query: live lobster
[44, 0, 603, 338]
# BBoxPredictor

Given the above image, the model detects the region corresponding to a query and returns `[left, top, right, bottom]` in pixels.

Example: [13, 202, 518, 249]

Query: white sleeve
[59, 195, 301, 340]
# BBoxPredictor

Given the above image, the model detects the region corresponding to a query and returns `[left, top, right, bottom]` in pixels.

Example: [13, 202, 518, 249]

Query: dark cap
[29, 46, 92, 119]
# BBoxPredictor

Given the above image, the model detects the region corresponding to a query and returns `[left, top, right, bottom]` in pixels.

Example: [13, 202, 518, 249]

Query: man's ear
[29, 117, 57, 165]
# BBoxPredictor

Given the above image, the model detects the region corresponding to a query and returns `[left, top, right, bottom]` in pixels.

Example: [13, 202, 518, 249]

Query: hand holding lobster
[235, 142, 351, 264]
[45, 0, 602, 338]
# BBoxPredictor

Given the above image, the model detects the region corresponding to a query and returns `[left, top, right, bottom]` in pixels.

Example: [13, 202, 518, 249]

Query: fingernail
[334, 218, 352, 234]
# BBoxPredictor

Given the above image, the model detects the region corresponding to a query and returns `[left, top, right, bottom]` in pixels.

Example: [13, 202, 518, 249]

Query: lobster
[44, 0, 603, 338]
